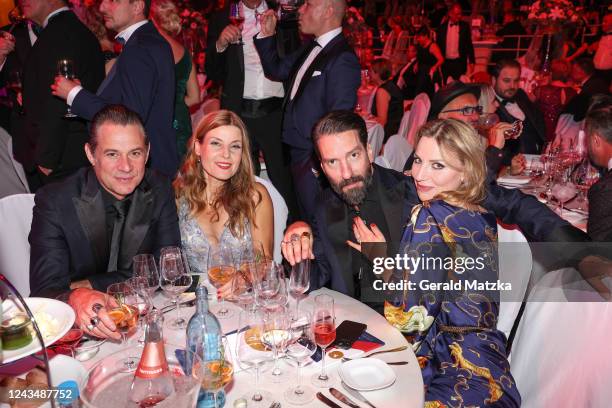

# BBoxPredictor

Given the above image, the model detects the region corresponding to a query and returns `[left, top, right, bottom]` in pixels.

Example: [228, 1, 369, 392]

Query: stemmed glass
[160, 247, 193, 329]
[284, 310, 317, 405]
[236, 309, 273, 406]
[57, 59, 78, 118]
[231, 241, 266, 310]
[126, 276, 153, 344]
[105, 282, 139, 371]
[289, 259, 310, 318]
[572, 160, 599, 211]
[311, 294, 336, 388]
[475, 112, 499, 137]
[208, 244, 237, 319]
[551, 180, 577, 217]
[229, 2, 244, 45]
[201, 336, 234, 408]
[262, 307, 290, 383]
[132, 254, 160, 297]
[253, 261, 288, 311]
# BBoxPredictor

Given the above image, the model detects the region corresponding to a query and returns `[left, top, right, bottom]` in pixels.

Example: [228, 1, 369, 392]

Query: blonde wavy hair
[150, 0, 182, 37]
[415, 119, 487, 206]
[173, 110, 261, 238]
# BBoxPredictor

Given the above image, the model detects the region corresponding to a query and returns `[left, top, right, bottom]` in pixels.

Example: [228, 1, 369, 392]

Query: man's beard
[330, 165, 374, 207]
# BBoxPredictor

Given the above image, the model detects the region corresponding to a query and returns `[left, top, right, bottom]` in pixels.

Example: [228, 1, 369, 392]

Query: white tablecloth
[84, 288, 424, 408]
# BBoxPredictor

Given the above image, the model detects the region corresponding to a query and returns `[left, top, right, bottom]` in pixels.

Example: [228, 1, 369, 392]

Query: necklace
[205, 191, 214, 206]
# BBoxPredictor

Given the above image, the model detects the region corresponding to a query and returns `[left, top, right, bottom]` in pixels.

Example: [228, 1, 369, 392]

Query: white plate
[338, 358, 396, 391]
[497, 175, 532, 185]
[2, 297, 75, 364]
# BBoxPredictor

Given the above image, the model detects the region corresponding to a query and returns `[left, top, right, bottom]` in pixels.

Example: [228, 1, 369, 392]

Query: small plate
[338, 359, 396, 391]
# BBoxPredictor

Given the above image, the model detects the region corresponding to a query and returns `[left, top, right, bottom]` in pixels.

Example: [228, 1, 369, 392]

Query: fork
[342, 345, 408, 362]
[269, 402, 281, 408]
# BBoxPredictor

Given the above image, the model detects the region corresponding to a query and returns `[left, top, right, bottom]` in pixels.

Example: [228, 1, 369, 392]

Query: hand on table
[69, 288, 121, 340]
[510, 154, 526, 175]
[281, 221, 314, 265]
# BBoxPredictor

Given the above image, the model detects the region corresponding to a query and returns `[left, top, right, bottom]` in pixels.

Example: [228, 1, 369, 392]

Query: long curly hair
[173, 110, 260, 238]
[150, 0, 182, 37]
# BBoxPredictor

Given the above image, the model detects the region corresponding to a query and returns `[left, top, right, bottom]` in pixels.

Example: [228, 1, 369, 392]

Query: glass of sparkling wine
[311, 294, 336, 388]
[202, 336, 234, 408]
[208, 244, 237, 319]
[106, 282, 139, 371]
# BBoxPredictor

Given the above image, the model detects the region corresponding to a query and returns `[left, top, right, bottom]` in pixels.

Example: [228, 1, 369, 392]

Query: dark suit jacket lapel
[325, 193, 354, 296]
[283, 40, 318, 108]
[118, 177, 154, 271]
[374, 167, 408, 256]
[73, 169, 108, 274]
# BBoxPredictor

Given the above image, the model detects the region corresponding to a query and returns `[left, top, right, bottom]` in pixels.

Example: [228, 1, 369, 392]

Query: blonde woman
[150, 0, 201, 160]
[174, 110, 273, 295]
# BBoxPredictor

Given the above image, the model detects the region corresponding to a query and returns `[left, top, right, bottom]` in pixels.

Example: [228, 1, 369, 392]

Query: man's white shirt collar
[43, 6, 69, 28]
[242, 0, 267, 16]
[316, 27, 342, 49]
[116, 20, 149, 43]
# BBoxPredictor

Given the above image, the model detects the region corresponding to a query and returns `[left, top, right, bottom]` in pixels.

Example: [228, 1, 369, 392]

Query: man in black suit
[492, 59, 546, 165]
[206, 0, 300, 219]
[0, 0, 104, 191]
[282, 111, 587, 303]
[29, 106, 180, 337]
[585, 96, 612, 242]
[52, 0, 178, 178]
[492, 11, 527, 63]
[436, 3, 474, 82]
[255, 0, 361, 222]
[394, 44, 419, 100]
[564, 58, 611, 123]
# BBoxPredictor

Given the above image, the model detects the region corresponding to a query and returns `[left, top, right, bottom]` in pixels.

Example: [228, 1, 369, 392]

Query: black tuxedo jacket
[17, 11, 104, 175]
[436, 21, 475, 69]
[393, 59, 420, 100]
[205, 2, 300, 113]
[29, 167, 181, 298]
[311, 165, 588, 298]
[588, 169, 612, 242]
[564, 75, 610, 122]
[72, 22, 177, 177]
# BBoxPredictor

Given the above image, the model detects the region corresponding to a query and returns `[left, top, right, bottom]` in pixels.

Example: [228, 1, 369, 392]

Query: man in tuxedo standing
[436, 3, 474, 82]
[205, 0, 300, 219]
[255, 0, 361, 222]
[564, 58, 610, 123]
[0, 0, 104, 191]
[52, 0, 178, 178]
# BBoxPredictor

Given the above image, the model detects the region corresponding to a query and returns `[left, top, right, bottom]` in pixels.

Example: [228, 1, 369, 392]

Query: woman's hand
[347, 217, 387, 262]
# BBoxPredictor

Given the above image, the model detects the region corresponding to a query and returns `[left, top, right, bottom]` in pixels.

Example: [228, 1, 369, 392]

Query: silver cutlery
[161, 298, 197, 314]
[341, 381, 378, 408]
[330, 387, 360, 408]
[342, 345, 407, 362]
[316, 392, 343, 408]
[386, 361, 409, 365]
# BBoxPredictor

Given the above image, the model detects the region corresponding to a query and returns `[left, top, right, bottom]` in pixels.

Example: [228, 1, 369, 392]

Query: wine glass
[229, 2, 244, 45]
[201, 336, 234, 408]
[160, 248, 193, 329]
[253, 261, 288, 311]
[474, 112, 499, 137]
[231, 261, 256, 310]
[132, 254, 160, 297]
[310, 294, 336, 388]
[208, 244, 237, 319]
[262, 307, 290, 383]
[7, 7, 25, 32]
[57, 59, 78, 118]
[289, 259, 310, 318]
[126, 276, 153, 344]
[236, 309, 273, 406]
[551, 180, 577, 217]
[105, 282, 139, 371]
[284, 310, 317, 405]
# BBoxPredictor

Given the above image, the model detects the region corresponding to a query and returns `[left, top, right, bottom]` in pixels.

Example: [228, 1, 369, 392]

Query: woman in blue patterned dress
[173, 110, 273, 292]
[382, 119, 521, 407]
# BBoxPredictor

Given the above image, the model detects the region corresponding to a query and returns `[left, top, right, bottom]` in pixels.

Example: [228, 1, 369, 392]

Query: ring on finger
[90, 316, 100, 327]
[86, 323, 95, 331]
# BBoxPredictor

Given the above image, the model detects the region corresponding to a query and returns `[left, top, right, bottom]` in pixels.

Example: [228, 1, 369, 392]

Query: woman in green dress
[151, 0, 201, 161]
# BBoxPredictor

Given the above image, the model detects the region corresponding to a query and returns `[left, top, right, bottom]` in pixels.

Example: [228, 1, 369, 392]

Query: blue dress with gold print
[385, 200, 520, 408]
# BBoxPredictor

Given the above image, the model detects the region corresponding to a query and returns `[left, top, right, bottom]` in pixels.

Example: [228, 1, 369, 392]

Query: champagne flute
[289, 259, 310, 318]
[208, 244, 236, 319]
[132, 253, 160, 297]
[160, 248, 193, 329]
[262, 306, 290, 383]
[284, 310, 317, 405]
[229, 2, 244, 45]
[236, 309, 273, 406]
[311, 294, 336, 388]
[57, 59, 78, 118]
[106, 282, 139, 371]
[201, 336, 234, 408]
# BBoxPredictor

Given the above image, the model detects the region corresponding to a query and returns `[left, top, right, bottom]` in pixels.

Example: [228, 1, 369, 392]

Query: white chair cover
[379, 134, 413, 172]
[373, 155, 391, 169]
[191, 98, 220, 130]
[0, 194, 35, 296]
[0, 127, 29, 198]
[366, 121, 384, 157]
[403, 93, 430, 147]
[510, 268, 612, 407]
[553, 113, 582, 151]
[255, 177, 288, 264]
[497, 224, 532, 339]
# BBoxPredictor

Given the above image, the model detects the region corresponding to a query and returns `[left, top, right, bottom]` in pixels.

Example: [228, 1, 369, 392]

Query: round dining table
[83, 287, 425, 408]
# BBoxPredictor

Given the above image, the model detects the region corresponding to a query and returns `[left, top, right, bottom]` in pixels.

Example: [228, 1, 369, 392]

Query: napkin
[497, 175, 532, 185]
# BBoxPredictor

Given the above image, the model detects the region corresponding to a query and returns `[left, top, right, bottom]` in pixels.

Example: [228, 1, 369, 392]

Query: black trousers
[240, 106, 300, 222]
[442, 58, 467, 83]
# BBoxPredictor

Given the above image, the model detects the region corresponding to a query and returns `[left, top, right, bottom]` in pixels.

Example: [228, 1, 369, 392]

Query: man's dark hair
[89, 105, 148, 151]
[585, 94, 612, 144]
[490, 59, 521, 78]
[415, 26, 431, 38]
[573, 57, 595, 77]
[371, 57, 392, 81]
[312, 110, 369, 154]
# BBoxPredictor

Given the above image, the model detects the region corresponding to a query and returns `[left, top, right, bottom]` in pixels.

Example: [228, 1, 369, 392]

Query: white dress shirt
[67, 20, 149, 106]
[496, 93, 526, 121]
[242, 1, 284, 100]
[445, 22, 460, 60]
[289, 27, 342, 100]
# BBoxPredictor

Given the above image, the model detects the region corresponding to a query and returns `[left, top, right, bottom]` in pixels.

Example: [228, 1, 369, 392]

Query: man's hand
[281, 221, 314, 265]
[0, 34, 15, 61]
[577, 255, 612, 301]
[259, 9, 277, 37]
[489, 122, 513, 149]
[216, 24, 242, 51]
[50, 76, 80, 100]
[69, 288, 121, 340]
[37, 166, 52, 176]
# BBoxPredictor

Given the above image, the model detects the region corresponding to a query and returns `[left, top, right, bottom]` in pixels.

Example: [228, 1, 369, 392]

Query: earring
[196, 156, 201, 163]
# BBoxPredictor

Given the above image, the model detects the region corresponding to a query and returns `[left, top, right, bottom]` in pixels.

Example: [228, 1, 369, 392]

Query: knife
[329, 388, 360, 408]
[341, 382, 378, 408]
[161, 299, 197, 314]
[316, 392, 343, 408]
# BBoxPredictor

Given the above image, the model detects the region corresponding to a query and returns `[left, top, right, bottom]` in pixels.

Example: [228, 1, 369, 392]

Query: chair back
[0, 194, 35, 296]
[379, 134, 413, 172]
[255, 177, 288, 264]
[402, 93, 430, 146]
[0, 127, 29, 198]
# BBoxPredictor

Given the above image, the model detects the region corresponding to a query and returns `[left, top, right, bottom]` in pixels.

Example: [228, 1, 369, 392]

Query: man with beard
[281, 110, 588, 305]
